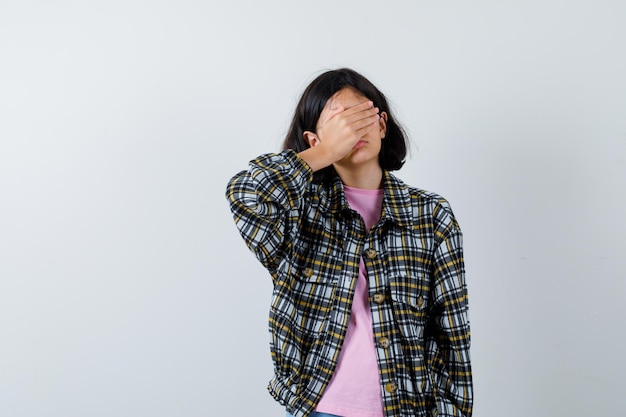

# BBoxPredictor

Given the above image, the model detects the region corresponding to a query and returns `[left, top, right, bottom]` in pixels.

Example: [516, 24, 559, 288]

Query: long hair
[282, 68, 408, 183]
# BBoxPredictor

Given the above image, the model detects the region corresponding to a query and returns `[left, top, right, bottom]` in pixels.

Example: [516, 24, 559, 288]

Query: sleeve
[225, 149, 313, 275]
[426, 203, 473, 417]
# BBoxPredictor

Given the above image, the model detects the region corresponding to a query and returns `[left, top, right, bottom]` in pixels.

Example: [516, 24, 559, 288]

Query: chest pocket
[274, 245, 343, 338]
[389, 271, 430, 344]
[384, 226, 433, 341]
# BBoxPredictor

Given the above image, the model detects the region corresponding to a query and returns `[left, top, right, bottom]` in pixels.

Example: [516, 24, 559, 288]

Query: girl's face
[317, 87, 387, 171]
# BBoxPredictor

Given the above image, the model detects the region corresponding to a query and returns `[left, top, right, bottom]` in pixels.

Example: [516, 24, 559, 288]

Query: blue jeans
[286, 413, 342, 417]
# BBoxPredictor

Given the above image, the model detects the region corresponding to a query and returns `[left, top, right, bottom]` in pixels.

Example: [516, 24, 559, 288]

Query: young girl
[226, 69, 472, 417]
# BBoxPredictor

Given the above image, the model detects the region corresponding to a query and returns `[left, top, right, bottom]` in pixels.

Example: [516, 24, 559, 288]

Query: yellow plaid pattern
[226, 150, 472, 417]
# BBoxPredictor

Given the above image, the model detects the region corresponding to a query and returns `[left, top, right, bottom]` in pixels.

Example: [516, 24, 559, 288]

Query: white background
[1, 1, 625, 416]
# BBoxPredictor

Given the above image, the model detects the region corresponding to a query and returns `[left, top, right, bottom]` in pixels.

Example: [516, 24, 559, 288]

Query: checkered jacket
[226, 150, 472, 417]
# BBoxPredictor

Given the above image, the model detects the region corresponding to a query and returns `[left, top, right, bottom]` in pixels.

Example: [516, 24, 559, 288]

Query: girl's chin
[335, 152, 379, 168]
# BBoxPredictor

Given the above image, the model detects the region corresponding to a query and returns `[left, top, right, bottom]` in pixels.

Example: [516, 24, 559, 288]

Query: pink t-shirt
[315, 185, 385, 417]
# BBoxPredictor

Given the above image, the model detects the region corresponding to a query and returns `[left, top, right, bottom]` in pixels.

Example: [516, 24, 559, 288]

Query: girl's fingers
[322, 106, 346, 125]
[343, 106, 379, 125]
[351, 112, 381, 131]
[341, 100, 376, 116]
[324, 101, 377, 127]
[343, 100, 375, 115]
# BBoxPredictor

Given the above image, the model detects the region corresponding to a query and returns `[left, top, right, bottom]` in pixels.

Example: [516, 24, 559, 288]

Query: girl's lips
[354, 140, 366, 149]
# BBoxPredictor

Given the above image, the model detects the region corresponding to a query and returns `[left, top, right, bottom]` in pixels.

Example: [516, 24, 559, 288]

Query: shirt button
[364, 248, 377, 259]
[372, 293, 386, 304]
[303, 267, 314, 278]
[378, 337, 390, 348]
[385, 382, 398, 393]
[417, 295, 424, 308]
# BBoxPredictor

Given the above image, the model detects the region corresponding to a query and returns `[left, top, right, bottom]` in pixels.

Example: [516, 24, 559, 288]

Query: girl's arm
[226, 150, 312, 275]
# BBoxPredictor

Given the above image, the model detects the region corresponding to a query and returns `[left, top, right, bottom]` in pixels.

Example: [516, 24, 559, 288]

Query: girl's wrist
[297, 146, 334, 172]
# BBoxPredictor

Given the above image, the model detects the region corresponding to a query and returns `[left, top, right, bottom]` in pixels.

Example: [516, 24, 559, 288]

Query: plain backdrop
[1, 1, 625, 416]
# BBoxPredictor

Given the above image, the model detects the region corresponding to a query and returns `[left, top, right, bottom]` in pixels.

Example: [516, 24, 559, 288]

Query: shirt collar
[315, 171, 414, 229]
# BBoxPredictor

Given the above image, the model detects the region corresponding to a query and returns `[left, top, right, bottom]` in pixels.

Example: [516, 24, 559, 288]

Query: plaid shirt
[226, 150, 472, 417]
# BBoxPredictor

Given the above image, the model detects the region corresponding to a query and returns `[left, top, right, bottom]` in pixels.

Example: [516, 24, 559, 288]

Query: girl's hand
[317, 100, 380, 161]
[300, 101, 380, 170]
